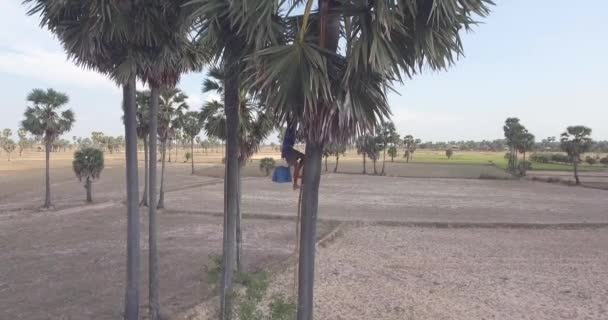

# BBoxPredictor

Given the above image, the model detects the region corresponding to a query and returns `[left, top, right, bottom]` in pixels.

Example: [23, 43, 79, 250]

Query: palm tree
[136, 90, 151, 206]
[157, 88, 188, 209]
[17, 129, 29, 156]
[236, 2, 493, 318]
[560, 126, 593, 184]
[201, 66, 274, 273]
[3, 139, 16, 161]
[24, 2, 201, 318]
[388, 146, 398, 162]
[21, 88, 75, 208]
[378, 121, 397, 175]
[181, 111, 204, 174]
[403, 135, 416, 163]
[72, 148, 104, 203]
[517, 132, 535, 176]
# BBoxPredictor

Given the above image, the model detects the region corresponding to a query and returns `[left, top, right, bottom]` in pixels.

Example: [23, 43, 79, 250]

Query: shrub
[184, 152, 192, 162]
[530, 153, 550, 163]
[550, 153, 570, 163]
[445, 149, 453, 159]
[600, 157, 608, 166]
[585, 155, 596, 166]
[517, 160, 532, 176]
[259, 157, 276, 176]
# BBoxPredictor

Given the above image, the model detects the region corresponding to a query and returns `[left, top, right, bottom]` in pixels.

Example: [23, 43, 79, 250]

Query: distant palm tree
[201, 66, 274, 272]
[3, 139, 16, 161]
[560, 126, 593, 184]
[72, 148, 104, 203]
[181, 111, 204, 174]
[157, 88, 188, 209]
[21, 88, 75, 208]
[387, 146, 398, 162]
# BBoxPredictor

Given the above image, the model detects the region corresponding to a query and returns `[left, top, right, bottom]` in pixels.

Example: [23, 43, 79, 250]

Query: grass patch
[205, 255, 296, 320]
[391, 151, 605, 172]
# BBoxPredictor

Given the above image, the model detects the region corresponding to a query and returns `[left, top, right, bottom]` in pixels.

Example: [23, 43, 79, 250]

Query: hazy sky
[1, 0, 607, 142]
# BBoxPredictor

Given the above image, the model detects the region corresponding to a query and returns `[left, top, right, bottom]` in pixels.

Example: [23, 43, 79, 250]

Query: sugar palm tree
[136, 90, 151, 206]
[24, 2, 201, 318]
[201, 66, 274, 272]
[72, 147, 104, 203]
[560, 126, 593, 184]
[157, 88, 188, 209]
[3, 139, 16, 161]
[21, 88, 75, 208]
[237, 2, 492, 318]
[181, 111, 204, 174]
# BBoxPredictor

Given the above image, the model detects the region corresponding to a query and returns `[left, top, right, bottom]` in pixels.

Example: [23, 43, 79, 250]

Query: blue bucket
[272, 166, 292, 183]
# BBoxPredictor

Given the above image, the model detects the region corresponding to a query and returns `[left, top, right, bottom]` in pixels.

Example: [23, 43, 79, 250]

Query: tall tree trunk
[85, 177, 92, 203]
[236, 161, 243, 273]
[324, 156, 328, 172]
[333, 154, 339, 173]
[123, 74, 140, 320]
[297, 2, 339, 319]
[296, 141, 323, 320]
[148, 84, 161, 320]
[373, 159, 378, 175]
[158, 140, 166, 209]
[191, 138, 195, 174]
[168, 141, 172, 163]
[44, 141, 51, 208]
[140, 137, 149, 207]
[574, 160, 580, 184]
[220, 53, 240, 320]
[362, 154, 366, 174]
[381, 144, 387, 175]
[175, 140, 178, 162]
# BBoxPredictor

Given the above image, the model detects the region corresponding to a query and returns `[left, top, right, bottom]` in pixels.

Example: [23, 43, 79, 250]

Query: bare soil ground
[1, 150, 607, 319]
[263, 225, 608, 320]
[0, 151, 334, 320]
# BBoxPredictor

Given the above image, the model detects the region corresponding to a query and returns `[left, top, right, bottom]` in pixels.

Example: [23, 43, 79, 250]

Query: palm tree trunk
[381, 144, 387, 175]
[140, 137, 149, 207]
[148, 84, 161, 320]
[123, 74, 140, 320]
[362, 154, 366, 174]
[168, 141, 172, 163]
[297, 141, 323, 320]
[44, 141, 51, 208]
[574, 160, 580, 184]
[297, 2, 339, 318]
[236, 161, 243, 273]
[333, 154, 339, 173]
[158, 140, 166, 209]
[191, 138, 195, 174]
[85, 177, 92, 203]
[220, 53, 240, 320]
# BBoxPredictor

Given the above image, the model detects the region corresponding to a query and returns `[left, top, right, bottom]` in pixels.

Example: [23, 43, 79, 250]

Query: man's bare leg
[293, 159, 303, 190]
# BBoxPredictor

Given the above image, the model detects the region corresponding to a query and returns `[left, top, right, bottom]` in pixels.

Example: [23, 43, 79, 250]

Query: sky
[1, 0, 607, 142]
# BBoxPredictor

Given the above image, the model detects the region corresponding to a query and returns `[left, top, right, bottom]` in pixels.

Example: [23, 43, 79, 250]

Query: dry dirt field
[1, 150, 607, 319]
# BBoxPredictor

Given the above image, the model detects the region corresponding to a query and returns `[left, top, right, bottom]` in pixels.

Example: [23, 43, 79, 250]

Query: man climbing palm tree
[282, 119, 304, 190]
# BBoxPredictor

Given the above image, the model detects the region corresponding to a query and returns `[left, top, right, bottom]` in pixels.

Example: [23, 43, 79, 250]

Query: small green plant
[585, 155, 596, 166]
[259, 157, 276, 176]
[206, 254, 223, 284]
[185, 152, 192, 163]
[446, 149, 454, 159]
